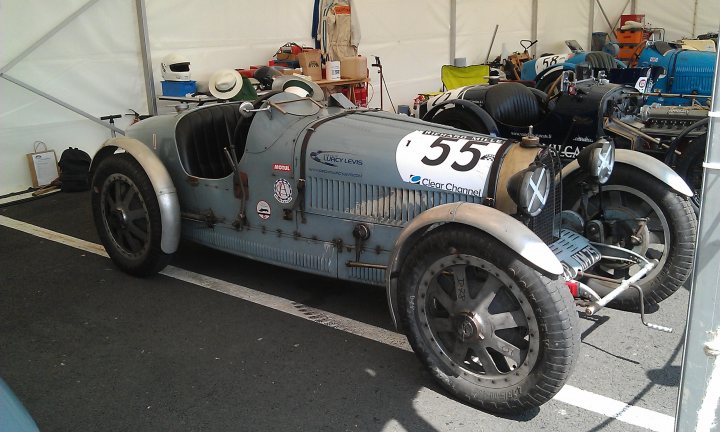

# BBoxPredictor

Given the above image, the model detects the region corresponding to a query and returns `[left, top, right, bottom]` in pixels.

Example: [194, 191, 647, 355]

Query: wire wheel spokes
[101, 173, 150, 257]
[591, 186, 670, 282]
[419, 255, 539, 387]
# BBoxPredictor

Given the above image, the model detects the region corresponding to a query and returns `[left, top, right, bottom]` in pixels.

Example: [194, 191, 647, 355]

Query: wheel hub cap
[112, 208, 128, 228]
[456, 313, 485, 341]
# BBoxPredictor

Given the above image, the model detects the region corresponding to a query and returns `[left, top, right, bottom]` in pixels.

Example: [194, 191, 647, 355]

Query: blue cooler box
[161, 80, 197, 97]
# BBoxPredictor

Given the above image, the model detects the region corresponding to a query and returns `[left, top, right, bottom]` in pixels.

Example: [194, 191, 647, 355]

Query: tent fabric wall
[455, 0, 533, 66]
[1, 0, 718, 196]
[1, 0, 145, 195]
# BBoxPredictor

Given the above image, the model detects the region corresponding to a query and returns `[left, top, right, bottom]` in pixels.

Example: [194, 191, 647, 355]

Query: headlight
[507, 164, 551, 217]
[577, 138, 615, 184]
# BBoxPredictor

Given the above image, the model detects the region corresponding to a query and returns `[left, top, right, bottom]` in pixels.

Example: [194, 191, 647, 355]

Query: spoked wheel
[563, 164, 697, 311]
[92, 154, 172, 276]
[399, 225, 579, 413]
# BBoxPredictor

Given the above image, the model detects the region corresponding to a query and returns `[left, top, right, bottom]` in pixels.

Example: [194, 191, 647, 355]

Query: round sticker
[256, 200, 271, 220]
[396, 130, 505, 198]
[273, 178, 293, 204]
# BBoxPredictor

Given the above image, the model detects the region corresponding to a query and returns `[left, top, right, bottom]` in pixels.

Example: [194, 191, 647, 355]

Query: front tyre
[563, 164, 697, 311]
[399, 225, 579, 413]
[91, 154, 172, 276]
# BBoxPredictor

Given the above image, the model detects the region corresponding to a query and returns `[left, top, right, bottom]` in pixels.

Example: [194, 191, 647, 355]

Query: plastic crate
[161, 80, 197, 97]
[615, 30, 644, 44]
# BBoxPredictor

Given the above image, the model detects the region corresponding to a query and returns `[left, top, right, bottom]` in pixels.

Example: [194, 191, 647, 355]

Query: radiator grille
[307, 177, 483, 225]
[526, 148, 561, 243]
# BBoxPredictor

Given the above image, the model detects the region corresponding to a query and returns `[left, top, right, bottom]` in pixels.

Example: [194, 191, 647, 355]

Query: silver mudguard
[561, 149, 693, 197]
[91, 137, 181, 254]
[385, 202, 563, 329]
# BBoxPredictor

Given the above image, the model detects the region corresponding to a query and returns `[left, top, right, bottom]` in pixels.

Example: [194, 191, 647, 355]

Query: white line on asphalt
[0, 215, 675, 431]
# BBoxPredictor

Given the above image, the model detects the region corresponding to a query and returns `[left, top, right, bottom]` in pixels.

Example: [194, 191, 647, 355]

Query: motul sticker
[273, 163, 292, 172]
[273, 178, 293, 204]
[396, 130, 504, 197]
[256, 200, 271, 220]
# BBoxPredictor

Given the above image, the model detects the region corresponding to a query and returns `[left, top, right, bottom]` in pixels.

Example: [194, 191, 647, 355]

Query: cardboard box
[340, 56, 368, 79]
[298, 50, 322, 81]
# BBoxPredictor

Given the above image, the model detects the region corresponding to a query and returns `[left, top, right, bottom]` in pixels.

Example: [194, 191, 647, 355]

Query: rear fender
[385, 202, 563, 329]
[561, 148, 693, 197]
[91, 137, 181, 254]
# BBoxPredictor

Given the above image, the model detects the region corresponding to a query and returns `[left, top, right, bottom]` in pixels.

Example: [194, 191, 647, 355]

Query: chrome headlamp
[577, 138, 615, 184]
[507, 164, 551, 217]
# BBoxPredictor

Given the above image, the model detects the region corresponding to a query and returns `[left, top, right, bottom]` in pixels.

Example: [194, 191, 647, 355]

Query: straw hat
[208, 69, 243, 99]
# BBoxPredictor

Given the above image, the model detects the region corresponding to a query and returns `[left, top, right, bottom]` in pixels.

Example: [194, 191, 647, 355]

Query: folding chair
[440, 64, 490, 90]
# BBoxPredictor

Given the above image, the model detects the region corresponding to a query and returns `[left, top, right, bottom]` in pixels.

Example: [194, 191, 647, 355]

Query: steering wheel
[520, 39, 538, 52]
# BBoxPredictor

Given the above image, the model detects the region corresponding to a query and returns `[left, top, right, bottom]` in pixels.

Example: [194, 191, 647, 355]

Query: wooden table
[314, 78, 368, 106]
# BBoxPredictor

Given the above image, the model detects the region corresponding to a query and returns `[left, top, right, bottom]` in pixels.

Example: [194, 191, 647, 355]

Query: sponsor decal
[635, 77, 648, 92]
[396, 130, 503, 198]
[649, 56, 659, 63]
[572, 136, 594, 143]
[256, 200, 271, 220]
[308, 167, 362, 178]
[407, 174, 483, 197]
[273, 178, 293, 204]
[549, 144, 581, 159]
[272, 163, 292, 172]
[510, 130, 553, 140]
[310, 150, 364, 168]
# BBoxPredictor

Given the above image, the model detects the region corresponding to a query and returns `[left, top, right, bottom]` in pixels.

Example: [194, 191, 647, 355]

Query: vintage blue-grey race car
[90, 77, 674, 413]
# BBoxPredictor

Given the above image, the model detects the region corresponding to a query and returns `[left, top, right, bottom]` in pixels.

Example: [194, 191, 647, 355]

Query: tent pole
[675, 26, 720, 431]
[0, 0, 100, 75]
[450, 0, 456, 65]
[588, 0, 595, 52]
[135, 0, 157, 116]
[0, 74, 125, 136]
[530, 0, 538, 57]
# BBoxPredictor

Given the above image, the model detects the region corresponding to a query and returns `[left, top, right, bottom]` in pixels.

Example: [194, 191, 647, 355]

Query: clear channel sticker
[256, 200, 271, 220]
[273, 178, 293, 204]
[396, 130, 504, 198]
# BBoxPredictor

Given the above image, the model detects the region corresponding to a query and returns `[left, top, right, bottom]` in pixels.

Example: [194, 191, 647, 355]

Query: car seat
[175, 104, 241, 179]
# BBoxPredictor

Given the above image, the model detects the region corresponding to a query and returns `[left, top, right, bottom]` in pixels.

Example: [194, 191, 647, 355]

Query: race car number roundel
[396, 130, 505, 198]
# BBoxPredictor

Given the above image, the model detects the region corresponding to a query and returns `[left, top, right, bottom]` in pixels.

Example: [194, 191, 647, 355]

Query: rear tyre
[563, 164, 697, 311]
[91, 154, 172, 276]
[430, 108, 489, 134]
[399, 225, 579, 413]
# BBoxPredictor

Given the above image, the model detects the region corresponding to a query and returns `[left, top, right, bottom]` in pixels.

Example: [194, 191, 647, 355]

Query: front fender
[91, 137, 181, 254]
[385, 202, 563, 329]
[561, 149, 693, 197]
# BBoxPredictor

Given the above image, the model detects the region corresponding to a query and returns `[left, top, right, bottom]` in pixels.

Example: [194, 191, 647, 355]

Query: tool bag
[58, 147, 91, 192]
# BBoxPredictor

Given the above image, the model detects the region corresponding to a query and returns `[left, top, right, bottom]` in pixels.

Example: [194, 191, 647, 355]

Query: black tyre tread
[91, 154, 172, 276]
[430, 108, 489, 134]
[563, 165, 697, 311]
[399, 225, 579, 413]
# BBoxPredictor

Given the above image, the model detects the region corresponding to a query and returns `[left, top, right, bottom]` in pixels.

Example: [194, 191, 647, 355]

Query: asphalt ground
[0, 191, 689, 432]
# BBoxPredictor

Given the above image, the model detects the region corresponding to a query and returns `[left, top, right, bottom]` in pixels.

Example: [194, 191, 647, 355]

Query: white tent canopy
[1, 0, 718, 195]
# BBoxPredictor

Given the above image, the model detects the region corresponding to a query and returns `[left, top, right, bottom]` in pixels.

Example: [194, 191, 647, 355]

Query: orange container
[615, 30, 644, 44]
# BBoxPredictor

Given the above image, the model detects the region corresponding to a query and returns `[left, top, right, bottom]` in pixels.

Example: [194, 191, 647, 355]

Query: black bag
[58, 147, 92, 192]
